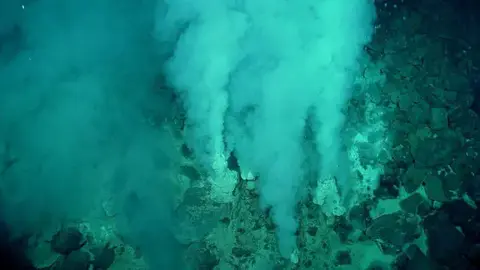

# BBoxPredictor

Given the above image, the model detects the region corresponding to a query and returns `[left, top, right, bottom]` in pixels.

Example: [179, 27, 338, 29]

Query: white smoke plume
[155, 0, 376, 257]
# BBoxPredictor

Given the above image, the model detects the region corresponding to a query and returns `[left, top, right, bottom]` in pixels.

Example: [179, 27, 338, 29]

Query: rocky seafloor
[2, 0, 480, 269]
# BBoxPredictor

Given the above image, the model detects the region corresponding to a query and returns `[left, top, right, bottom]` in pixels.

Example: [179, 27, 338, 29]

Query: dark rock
[236, 228, 246, 234]
[465, 175, 480, 203]
[227, 153, 240, 172]
[467, 244, 480, 268]
[334, 216, 354, 243]
[184, 242, 219, 270]
[91, 243, 115, 270]
[402, 166, 428, 193]
[449, 108, 479, 137]
[440, 200, 476, 228]
[51, 227, 85, 255]
[348, 204, 370, 230]
[375, 173, 401, 199]
[55, 250, 90, 270]
[231, 246, 252, 258]
[197, 244, 219, 270]
[430, 107, 448, 130]
[391, 143, 414, 166]
[374, 165, 403, 199]
[180, 165, 202, 181]
[423, 212, 466, 266]
[452, 149, 480, 185]
[355, 141, 381, 163]
[441, 172, 464, 199]
[407, 103, 430, 125]
[440, 200, 480, 243]
[411, 130, 462, 167]
[377, 241, 401, 256]
[219, 217, 230, 225]
[366, 260, 389, 270]
[181, 187, 207, 206]
[391, 253, 409, 270]
[180, 143, 193, 159]
[424, 175, 449, 202]
[462, 215, 480, 242]
[307, 226, 318, 236]
[335, 250, 351, 265]
[399, 193, 431, 216]
[366, 212, 419, 251]
[404, 244, 438, 270]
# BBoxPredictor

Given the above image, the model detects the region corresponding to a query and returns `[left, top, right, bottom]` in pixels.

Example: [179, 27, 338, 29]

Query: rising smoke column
[156, 0, 248, 202]
[156, 0, 376, 258]
[226, 1, 330, 257]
